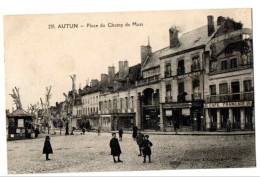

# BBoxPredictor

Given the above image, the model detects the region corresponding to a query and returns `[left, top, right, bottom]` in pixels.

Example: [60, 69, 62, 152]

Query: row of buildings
[69, 15, 254, 132]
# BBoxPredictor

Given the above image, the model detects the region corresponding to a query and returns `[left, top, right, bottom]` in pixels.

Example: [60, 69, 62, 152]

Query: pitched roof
[161, 23, 219, 59]
[142, 47, 169, 71]
[7, 108, 34, 117]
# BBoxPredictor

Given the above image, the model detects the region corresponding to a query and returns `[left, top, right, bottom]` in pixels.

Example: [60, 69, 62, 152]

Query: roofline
[160, 45, 205, 60]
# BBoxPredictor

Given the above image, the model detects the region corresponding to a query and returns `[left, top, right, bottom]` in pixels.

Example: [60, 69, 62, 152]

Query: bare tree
[9, 87, 22, 109]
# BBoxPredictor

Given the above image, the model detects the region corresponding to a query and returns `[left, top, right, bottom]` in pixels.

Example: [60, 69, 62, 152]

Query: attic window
[194, 37, 201, 43]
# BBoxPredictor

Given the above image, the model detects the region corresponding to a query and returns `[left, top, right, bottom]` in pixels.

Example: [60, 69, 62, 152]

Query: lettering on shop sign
[173, 71, 202, 80]
[204, 101, 252, 108]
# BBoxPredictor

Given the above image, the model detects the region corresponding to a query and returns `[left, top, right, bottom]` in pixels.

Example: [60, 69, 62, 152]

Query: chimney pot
[207, 15, 215, 36]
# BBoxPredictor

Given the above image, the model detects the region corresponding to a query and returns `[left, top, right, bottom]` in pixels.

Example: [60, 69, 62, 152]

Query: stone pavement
[7, 132, 256, 174]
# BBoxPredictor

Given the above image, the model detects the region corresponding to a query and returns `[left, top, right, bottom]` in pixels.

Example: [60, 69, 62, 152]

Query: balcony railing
[136, 75, 160, 87]
[177, 67, 185, 75]
[206, 92, 254, 102]
[165, 96, 172, 103]
[192, 93, 202, 101]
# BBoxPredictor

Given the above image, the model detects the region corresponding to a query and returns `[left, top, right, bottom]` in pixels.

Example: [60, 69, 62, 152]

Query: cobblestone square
[7, 132, 256, 174]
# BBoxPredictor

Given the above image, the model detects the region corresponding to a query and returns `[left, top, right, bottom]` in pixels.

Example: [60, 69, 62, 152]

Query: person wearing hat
[136, 130, 144, 156]
[109, 133, 123, 163]
[141, 135, 153, 163]
[43, 136, 53, 161]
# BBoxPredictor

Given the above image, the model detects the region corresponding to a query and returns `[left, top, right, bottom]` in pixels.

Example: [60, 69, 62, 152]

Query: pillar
[229, 108, 233, 130]
[135, 93, 142, 129]
[205, 109, 211, 130]
[160, 104, 164, 131]
[217, 109, 221, 130]
[240, 108, 245, 130]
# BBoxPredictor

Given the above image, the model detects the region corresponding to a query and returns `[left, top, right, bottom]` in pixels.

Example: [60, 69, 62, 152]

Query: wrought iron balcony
[165, 96, 173, 103]
[206, 92, 254, 102]
[192, 93, 202, 101]
[136, 75, 160, 87]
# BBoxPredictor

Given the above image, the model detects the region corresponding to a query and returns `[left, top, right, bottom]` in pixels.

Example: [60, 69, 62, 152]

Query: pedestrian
[35, 127, 39, 138]
[119, 128, 123, 141]
[132, 125, 138, 140]
[226, 119, 231, 132]
[173, 118, 178, 134]
[141, 135, 153, 163]
[82, 127, 86, 135]
[109, 133, 123, 163]
[97, 125, 101, 136]
[43, 136, 53, 161]
[136, 130, 144, 156]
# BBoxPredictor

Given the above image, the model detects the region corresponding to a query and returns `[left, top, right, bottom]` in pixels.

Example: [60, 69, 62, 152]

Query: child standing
[109, 133, 123, 163]
[142, 135, 153, 163]
[43, 136, 53, 161]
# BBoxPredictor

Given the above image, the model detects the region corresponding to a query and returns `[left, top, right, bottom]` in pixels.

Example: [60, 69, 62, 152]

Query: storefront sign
[163, 102, 192, 109]
[17, 119, 24, 128]
[204, 101, 252, 108]
[173, 71, 202, 80]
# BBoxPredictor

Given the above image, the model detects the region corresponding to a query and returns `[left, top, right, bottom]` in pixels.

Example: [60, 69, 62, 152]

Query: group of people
[109, 126, 153, 163]
[42, 126, 153, 164]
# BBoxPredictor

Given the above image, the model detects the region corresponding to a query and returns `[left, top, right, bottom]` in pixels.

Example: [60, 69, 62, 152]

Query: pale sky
[4, 8, 252, 111]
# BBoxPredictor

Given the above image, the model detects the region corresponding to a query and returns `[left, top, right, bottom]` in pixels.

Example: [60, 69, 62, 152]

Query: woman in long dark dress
[132, 126, 138, 140]
[142, 135, 153, 163]
[109, 133, 123, 163]
[43, 136, 53, 160]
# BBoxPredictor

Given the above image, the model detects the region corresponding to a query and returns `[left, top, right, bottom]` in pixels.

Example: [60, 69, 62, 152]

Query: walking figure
[226, 119, 231, 132]
[97, 126, 101, 135]
[173, 119, 178, 134]
[142, 135, 153, 163]
[119, 128, 123, 141]
[35, 127, 40, 138]
[136, 130, 144, 156]
[109, 133, 123, 163]
[132, 125, 138, 140]
[82, 127, 86, 135]
[43, 136, 53, 161]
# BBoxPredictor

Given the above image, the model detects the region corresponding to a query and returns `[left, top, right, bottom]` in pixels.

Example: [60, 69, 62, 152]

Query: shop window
[230, 58, 237, 68]
[221, 60, 228, 70]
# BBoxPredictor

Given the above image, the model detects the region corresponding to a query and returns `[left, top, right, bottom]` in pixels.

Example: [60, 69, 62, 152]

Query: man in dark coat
[136, 130, 144, 156]
[118, 128, 123, 141]
[109, 133, 123, 163]
[132, 125, 138, 140]
[142, 135, 153, 163]
[43, 136, 53, 160]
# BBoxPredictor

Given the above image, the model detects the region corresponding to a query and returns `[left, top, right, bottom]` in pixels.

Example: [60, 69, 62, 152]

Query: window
[125, 97, 128, 109]
[166, 84, 172, 97]
[230, 58, 237, 68]
[210, 85, 216, 95]
[219, 83, 228, 94]
[165, 63, 172, 77]
[192, 55, 200, 71]
[244, 80, 252, 92]
[221, 60, 227, 70]
[177, 59, 185, 75]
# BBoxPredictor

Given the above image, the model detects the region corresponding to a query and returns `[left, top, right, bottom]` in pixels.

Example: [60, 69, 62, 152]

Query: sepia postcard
[3, 8, 255, 175]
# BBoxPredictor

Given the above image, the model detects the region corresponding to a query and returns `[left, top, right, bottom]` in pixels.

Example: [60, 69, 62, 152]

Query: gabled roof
[161, 23, 220, 59]
[142, 47, 169, 71]
[7, 108, 34, 117]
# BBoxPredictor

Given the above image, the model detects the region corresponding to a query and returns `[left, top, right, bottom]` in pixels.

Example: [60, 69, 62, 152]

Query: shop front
[204, 101, 254, 131]
[142, 106, 160, 130]
[112, 113, 135, 130]
[162, 102, 204, 132]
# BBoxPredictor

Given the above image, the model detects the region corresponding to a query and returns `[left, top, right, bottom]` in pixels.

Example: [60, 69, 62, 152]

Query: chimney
[169, 26, 180, 48]
[108, 66, 115, 84]
[207, 15, 215, 36]
[123, 60, 129, 77]
[217, 16, 226, 26]
[141, 37, 152, 66]
[101, 74, 108, 85]
[119, 61, 124, 79]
